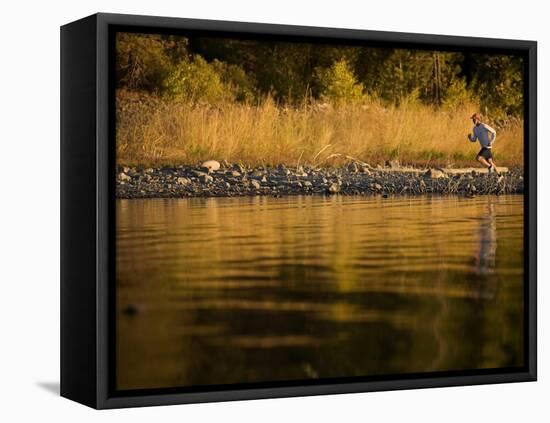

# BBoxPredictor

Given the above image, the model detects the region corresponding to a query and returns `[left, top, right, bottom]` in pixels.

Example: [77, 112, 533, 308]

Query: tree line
[116, 32, 524, 119]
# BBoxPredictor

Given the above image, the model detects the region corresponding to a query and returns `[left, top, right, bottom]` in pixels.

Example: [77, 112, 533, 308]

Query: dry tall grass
[116, 90, 523, 168]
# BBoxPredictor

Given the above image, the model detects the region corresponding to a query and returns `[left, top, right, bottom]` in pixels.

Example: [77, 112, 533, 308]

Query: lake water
[116, 195, 524, 390]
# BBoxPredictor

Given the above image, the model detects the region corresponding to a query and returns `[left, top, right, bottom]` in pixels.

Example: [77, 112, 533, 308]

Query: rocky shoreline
[116, 160, 524, 199]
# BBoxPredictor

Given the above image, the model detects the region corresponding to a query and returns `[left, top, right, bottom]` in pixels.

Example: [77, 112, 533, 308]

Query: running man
[468, 113, 497, 173]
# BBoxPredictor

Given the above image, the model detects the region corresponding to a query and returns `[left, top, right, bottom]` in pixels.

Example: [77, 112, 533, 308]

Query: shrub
[162, 55, 234, 104]
[211, 60, 257, 103]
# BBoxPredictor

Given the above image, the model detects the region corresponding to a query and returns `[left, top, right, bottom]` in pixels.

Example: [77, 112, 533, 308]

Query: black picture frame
[60, 12, 537, 409]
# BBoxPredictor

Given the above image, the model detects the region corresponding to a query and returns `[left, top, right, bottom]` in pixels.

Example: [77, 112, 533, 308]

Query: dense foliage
[116, 32, 524, 120]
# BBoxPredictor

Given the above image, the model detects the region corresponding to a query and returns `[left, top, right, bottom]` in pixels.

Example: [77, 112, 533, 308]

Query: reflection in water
[475, 202, 497, 275]
[469, 201, 499, 301]
[116, 195, 524, 390]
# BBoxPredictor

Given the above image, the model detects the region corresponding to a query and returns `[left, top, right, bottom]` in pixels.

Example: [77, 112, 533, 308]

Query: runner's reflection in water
[470, 202, 498, 300]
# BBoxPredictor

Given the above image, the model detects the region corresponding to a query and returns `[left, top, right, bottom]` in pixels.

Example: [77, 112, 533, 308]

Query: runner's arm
[483, 123, 497, 145]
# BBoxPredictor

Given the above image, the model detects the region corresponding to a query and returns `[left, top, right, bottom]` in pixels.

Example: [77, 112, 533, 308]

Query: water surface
[116, 195, 524, 390]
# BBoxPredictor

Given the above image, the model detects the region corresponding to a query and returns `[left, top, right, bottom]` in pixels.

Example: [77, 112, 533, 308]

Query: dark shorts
[477, 147, 493, 160]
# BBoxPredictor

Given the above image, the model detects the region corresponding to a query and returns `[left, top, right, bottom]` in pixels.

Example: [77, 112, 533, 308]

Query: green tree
[116, 33, 188, 92]
[467, 54, 524, 118]
[443, 79, 474, 110]
[316, 59, 365, 103]
[114, 32, 525, 119]
[359, 49, 463, 106]
[253, 42, 314, 103]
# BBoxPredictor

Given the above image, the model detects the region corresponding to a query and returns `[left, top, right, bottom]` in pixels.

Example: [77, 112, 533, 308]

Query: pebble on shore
[116, 160, 524, 199]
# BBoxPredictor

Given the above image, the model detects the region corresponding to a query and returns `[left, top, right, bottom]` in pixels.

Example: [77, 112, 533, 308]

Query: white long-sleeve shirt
[468, 123, 497, 148]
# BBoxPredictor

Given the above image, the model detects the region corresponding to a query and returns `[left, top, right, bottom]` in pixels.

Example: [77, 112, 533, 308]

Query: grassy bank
[116, 90, 523, 168]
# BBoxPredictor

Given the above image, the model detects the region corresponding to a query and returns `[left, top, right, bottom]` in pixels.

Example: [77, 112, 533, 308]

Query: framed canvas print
[60, 13, 537, 409]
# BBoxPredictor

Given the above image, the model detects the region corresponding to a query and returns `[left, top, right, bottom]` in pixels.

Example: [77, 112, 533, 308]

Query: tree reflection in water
[116, 195, 524, 390]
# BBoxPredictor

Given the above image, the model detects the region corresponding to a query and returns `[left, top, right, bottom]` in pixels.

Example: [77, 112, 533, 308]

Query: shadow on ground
[36, 381, 60, 396]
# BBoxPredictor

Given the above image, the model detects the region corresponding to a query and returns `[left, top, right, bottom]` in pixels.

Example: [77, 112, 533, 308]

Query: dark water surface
[116, 195, 524, 390]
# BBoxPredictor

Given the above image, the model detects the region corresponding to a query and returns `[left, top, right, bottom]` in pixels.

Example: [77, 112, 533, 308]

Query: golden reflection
[116, 195, 524, 390]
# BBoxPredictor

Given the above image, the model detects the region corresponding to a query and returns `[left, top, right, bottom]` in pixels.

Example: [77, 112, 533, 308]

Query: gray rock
[199, 174, 213, 184]
[115, 163, 523, 198]
[122, 304, 140, 316]
[277, 164, 290, 175]
[233, 163, 245, 173]
[348, 162, 359, 173]
[160, 166, 173, 175]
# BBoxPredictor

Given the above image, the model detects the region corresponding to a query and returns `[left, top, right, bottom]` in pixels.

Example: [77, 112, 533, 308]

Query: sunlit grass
[116, 90, 524, 168]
